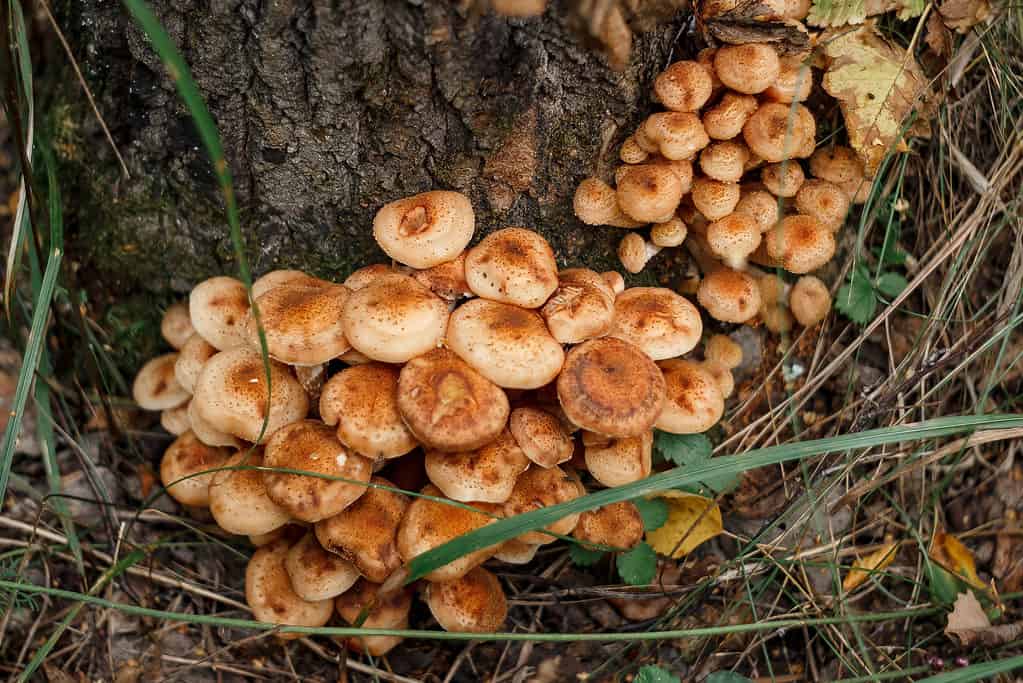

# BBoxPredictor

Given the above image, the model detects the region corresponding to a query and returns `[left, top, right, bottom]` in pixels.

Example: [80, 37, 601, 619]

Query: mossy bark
[62, 0, 690, 295]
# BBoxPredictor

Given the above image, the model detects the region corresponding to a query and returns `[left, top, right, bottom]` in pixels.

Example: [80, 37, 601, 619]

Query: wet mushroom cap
[160, 302, 194, 350]
[508, 406, 574, 468]
[446, 298, 565, 390]
[412, 252, 473, 301]
[133, 353, 190, 411]
[373, 190, 475, 269]
[697, 269, 762, 324]
[502, 465, 584, 544]
[714, 43, 781, 94]
[252, 270, 328, 299]
[789, 275, 832, 326]
[396, 348, 510, 453]
[209, 450, 291, 536]
[654, 60, 714, 112]
[189, 276, 251, 351]
[335, 579, 414, 655]
[245, 283, 351, 366]
[583, 431, 653, 487]
[464, 227, 559, 309]
[608, 287, 703, 361]
[424, 429, 530, 503]
[764, 215, 836, 274]
[159, 430, 231, 507]
[245, 540, 333, 639]
[655, 359, 726, 434]
[262, 420, 373, 523]
[573, 501, 644, 549]
[319, 363, 417, 460]
[426, 567, 508, 633]
[284, 532, 360, 602]
[174, 334, 218, 393]
[541, 268, 616, 345]
[341, 273, 449, 364]
[557, 337, 667, 438]
[160, 402, 191, 436]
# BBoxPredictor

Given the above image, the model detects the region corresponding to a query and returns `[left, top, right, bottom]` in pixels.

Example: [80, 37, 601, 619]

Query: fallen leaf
[924, 11, 953, 60]
[842, 540, 897, 592]
[929, 530, 987, 590]
[808, 0, 924, 27]
[993, 529, 1023, 592]
[945, 591, 1023, 646]
[645, 491, 723, 558]
[938, 0, 991, 32]
[821, 23, 933, 176]
[698, 0, 811, 51]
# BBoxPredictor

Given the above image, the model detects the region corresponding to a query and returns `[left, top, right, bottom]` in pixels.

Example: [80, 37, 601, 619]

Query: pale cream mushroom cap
[245, 284, 351, 366]
[602, 271, 626, 295]
[174, 334, 218, 393]
[319, 363, 417, 460]
[502, 465, 584, 545]
[609, 287, 702, 361]
[342, 263, 399, 291]
[252, 270, 327, 299]
[396, 348, 509, 453]
[446, 298, 564, 390]
[734, 189, 781, 234]
[764, 214, 836, 273]
[795, 179, 850, 232]
[133, 353, 189, 411]
[656, 359, 726, 434]
[341, 273, 449, 363]
[412, 252, 473, 301]
[651, 217, 688, 247]
[691, 177, 741, 221]
[789, 275, 832, 326]
[705, 334, 743, 370]
[160, 401, 191, 436]
[573, 178, 645, 229]
[335, 579, 413, 655]
[424, 429, 530, 503]
[245, 540, 333, 639]
[160, 302, 194, 350]
[654, 60, 714, 112]
[494, 539, 541, 564]
[315, 476, 409, 583]
[426, 566, 508, 633]
[187, 398, 241, 448]
[699, 140, 750, 183]
[639, 112, 710, 161]
[189, 276, 250, 351]
[701, 359, 735, 398]
[702, 91, 759, 140]
[541, 268, 616, 344]
[583, 431, 653, 487]
[373, 191, 475, 269]
[192, 347, 309, 444]
[159, 430, 231, 507]
[743, 102, 815, 163]
[262, 420, 373, 523]
[616, 165, 684, 224]
[284, 532, 360, 602]
[714, 43, 781, 95]
[573, 501, 644, 549]
[464, 227, 559, 308]
[209, 450, 291, 536]
[509, 406, 574, 468]
[762, 161, 805, 198]
[706, 213, 763, 270]
[697, 268, 762, 323]
[618, 233, 662, 274]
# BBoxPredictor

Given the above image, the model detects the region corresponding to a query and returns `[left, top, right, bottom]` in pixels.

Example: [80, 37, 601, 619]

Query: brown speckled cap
[656, 359, 726, 434]
[132, 353, 189, 411]
[426, 566, 508, 633]
[335, 578, 414, 655]
[764, 214, 836, 273]
[574, 501, 644, 550]
[697, 268, 762, 324]
[609, 287, 703, 361]
[464, 227, 558, 309]
[209, 450, 291, 536]
[583, 431, 654, 488]
[159, 430, 231, 507]
[283, 532, 360, 602]
[501, 465, 584, 545]
[246, 283, 351, 366]
[251, 269, 327, 299]
[412, 251, 473, 301]
[424, 429, 530, 504]
[508, 406, 574, 469]
[373, 191, 475, 269]
[189, 276, 250, 351]
[244, 539, 333, 639]
[541, 268, 616, 345]
[319, 363, 417, 460]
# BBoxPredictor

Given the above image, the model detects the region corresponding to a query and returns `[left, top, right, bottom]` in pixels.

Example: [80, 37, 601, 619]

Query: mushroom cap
[315, 476, 409, 583]
[263, 420, 373, 522]
[704, 334, 743, 370]
[651, 217, 688, 248]
[494, 539, 541, 564]
[284, 532, 360, 602]
[697, 268, 762, 323]
[426, 567, 508, 633]
[654, 60, 714, 112]
[761, 303, 794, 334]
[424, 429, 530, 503]
[701, 359, 735, 398]
[246, 284, 351, 366]
[192, 347, 310, 444]
[691, 177, 741, 221]
[249, 524, 305, 548]
[446, 298, 565, 390]
[743, 102, 815, 163]
[557, 337, 666, 438]
[342, 264, 399, 291]
[245, 540, 333, 638]
[655, 359, 726, 434]
[795, 179, 850, 232]
[733, 189, 781, 233]
[645, 157, 695, 194]
[396, 484, 502, 581]
[758, 273, 787, 306]
[699, 141, 750, 183]
[252, 270, 328, 299]
[640, 112, 710, 161]
[334, 580, 413, 656]
[341, 273, 449, 364]
[702, 92, 759, 140]
[396, 348, 510, 453]
[319, 363, 417, 460]
[174, 334, 218, 393]
[160, 402, 191, 436]
[187, 398, 242, 448]
[573, 501, 644, 549]
[372, 191, 475, 269]
[583, 431, 653, 487]
[764, 55, 813, 103]
[189, 276, 250, 351]
[133, 353, 190, 411]
[508, 406, 574, 468]
[714, 43, 781, 94]
[696, 47, 724, 91]
[609, 287, 702, 361]
[616, 165, 684, 224]
[762, 161, 805, 198]
[541, 268, 616, 344]
[764, 214, 836, 273]
[809, 145, 863, 185]
[707, 213, 763, 270]
[789, 275, 832, 327]
[464, 227, 559, 309]
[209, 450, 291, 536]
[161, 302, 194, 350]
[159, 430, 231, 507]
[573, 178, 644, 229]
[502, 465, 584, 544]
[618, 233, 661, 274]
[338, 348, 374, 365]
[602, 271, 626, 295]
[412, 252, 473, 301]
[620, 136, 649, 164]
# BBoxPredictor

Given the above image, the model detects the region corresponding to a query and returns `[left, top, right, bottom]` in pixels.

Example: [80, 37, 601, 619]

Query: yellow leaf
[930, 530, 987, 590]
[645, 491, 723, 558]
[821, 24, 933, 176]
[842, 541, 897, 592]
[808, 0, 924, 28]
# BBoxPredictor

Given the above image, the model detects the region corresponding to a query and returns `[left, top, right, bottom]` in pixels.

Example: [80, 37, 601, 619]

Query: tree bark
[62, 0, 687, 294]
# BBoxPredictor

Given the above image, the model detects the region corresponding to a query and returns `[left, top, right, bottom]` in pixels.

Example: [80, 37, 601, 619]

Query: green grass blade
[916, 655, 1023, 682]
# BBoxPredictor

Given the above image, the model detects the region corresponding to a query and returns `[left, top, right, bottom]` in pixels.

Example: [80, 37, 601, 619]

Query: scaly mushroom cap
[789, 275, 832, 327]
[187, 398, 241, 448]
[245, 283, 351, 366]
[743, 102, 815, 163]
[133, 353, 190, 411]
[464, 227, 559, 309]
[160, 401, 191, 436]
[573, 178, 644, 229]
[702, 92, 759, 140]
[315, 476, 409, 583]
[714, 43, 781, 94]
[602, 271, 626, 295]
[262, 420, 373, 523]
[557, 337, 666, 438]
[699, 140, 750, 183]
[412, 252, 473, 301]
[189, 276, 250, 351]
[697, 268, 762, 323]
[509, 406, 574, 468]
[425, 435, 529, 503]
[192, 347, 309, 444]
[583, 431, 653, 487]
[252, 270, 327, 299]
[342, 263, 399, 291]
[446, 299, 565, 390]
[541, 268, 616, 344]
[426, 567, 508, 633]
[174, 334, 218, 393]
[245, 540, 333, 639]
[396, 484, 502, 581]
[284, 532, 360, 602]
[707, 213, 763, 270]
[654, 60, 714, 112]
[762, 161, 805, 198]
[616, 165, 684, 224]
[396, 348, 510, 453]
[705, 334, 743, 370]
[494, 539, 541, 564]
[733, 189, 781, 234]
[573, 501, 644, 549]
[502, 465, 584, 544]
[373, 191, 475, 269]
[638, 112, 711, 161]
[159, 430, 231, 507]
[795, 179, 850, 232]
[341, 273, 449, 363]
[764, 55, 813, 103]
[618, 233, 662, 274]
[691, 177, 741, 221]
[608, 287, 702, 361]
[160, 302, 194, 350]
[656, 359, 726, 434]
[335, 579, 414, 655]
[809, 145, 864, 185]
[764, 215, 836, 273]
[319, 363, 417, 460]
[209, 450, 291, 536]
[651, 217, 688, 247]
[620, 135, 649, 163]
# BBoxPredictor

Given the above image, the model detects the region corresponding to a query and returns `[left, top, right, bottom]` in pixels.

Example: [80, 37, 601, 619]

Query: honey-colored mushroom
[245, 540, 333, 639]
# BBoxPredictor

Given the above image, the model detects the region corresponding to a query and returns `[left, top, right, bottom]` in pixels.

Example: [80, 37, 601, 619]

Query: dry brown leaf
[945, 591, 1023, 646]
[821, 23, 933, 176]
[645, 491, 723, 558]
[842, 540, 897, 592]
[930, 530, 987, 590]
[698, 0, 811, 51]
[938, 0, 991, 32]
[924, 11, 954, 59]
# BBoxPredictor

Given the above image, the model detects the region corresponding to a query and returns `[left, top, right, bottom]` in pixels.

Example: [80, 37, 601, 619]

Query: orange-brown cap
[133, 353, 189, 411]
[609, 287, 702, 361]
[702, 92, 759, 141]
[493, 539, 541, 564]
[762, 161, 806, 198]
[284, 532, 360, 602]
[706, 213, 763, 270]
[209, 450, 291, 535]
[618, 233, 662, 274]
[252, 270, 329, 299]
[764, 214, 836, 273]
[160, 302, 194, 350]
[541, 268, 616, 344]
[764, 55, 813, 103]
[656, 359, 725, 433]
[733, 189, 781, 234]
[616, 164, 684, 224]
[502, 465, 584, 544]
[651, 217, 688, 248]
[246, 283, 351, 366]
[573, 501, 644, 549]
[697, 268, 762, 323]
[795, 179, 850, 232]
[425, 429, 530, 503]
[654, 60, 714, 112]
[245, 540, 333, 638]
[319, 363, 416, 460]
[342, 263, 400, 291]
[704, 334, 743, 370]
[743, 102, 815, 164]
[639, 112, 710, 161]
[464, 228, 559, 309]
[509, 406, 574, 468]
[426, 566, 508, 633]
[582, 430, 653, 487]
[809, 145, 864, 185]
[620, 135, 649, 164]
[159, 430, 231, 507]
[189, 276, 250, 351]
[789, 275, 832, 327]
[573, 178, 645, 229]
[412, 251, 473, 301]
[174, 334, 218, 393]
[714, 44, 781, 95]
[699, 140, 750, 184]
[373, 191, 475, 269]
[691, 177, 741, 221]
[335, 579, 414, 654]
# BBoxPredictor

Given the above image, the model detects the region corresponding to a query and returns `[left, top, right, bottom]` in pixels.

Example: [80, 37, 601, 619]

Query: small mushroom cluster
[132, 190, 741, 644]
[574, 43, 870, 331]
